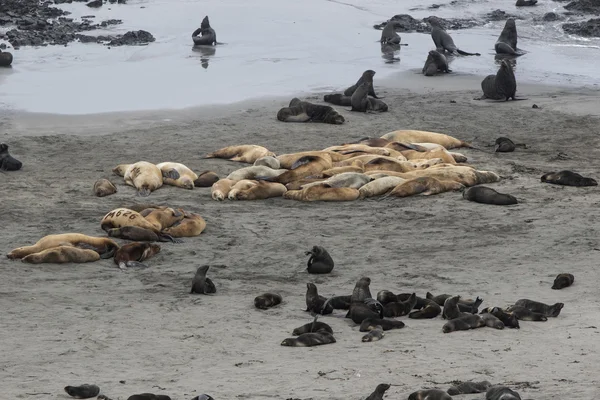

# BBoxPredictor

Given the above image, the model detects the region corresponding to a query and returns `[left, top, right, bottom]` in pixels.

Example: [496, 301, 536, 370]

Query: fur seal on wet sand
[107, 226, 181, 243]
[443, 314, 485, 333]
[0, 50, 13, 67]
[486, 385, 522, 400]
[281, 331, 336, 347]
[94, 179, 117, 197]
[306, 283, 334, 315]
[114, 242, 160, 270]
[162, 212, 206, 237]
[478, 60, 518, 101]
[192, 16, 217, 46]
[541, 170, 598, 187]
[447, 381, 492, 395]
[277, 98, 345, 124]
[305, 246, 334, 274]
[380, 130, 473, 149]
[113, 161, 164, 197]
[0, 143, 22, 171]
[552, 273, 574, 290]
[366, 384, 391, 400]
[344, 70, 382, 99]
[380, 20, 402, 45]
[191, 265, 217, 294]
[362, 325, 385, 342]
[426, 16, 481, 56]
[64, 384, 101, 399]
[422, 50, 451, 76]
[205, 145, 275, 164]
[463, 186, 518, 205]
[254, 293, 282, 309]
[8, 233, 119, 260]
[350, 71, 386, 113]
[495, 19, 521, 55]
[514, 299, 564, 317]
[409, 389, 452, 400]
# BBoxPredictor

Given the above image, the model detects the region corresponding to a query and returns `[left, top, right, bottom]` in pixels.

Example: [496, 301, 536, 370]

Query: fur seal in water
[191, 265, 217, 294]
[277, 98, 345, 124]
[422, 50, 451, 76]
[8, 233, 119, 260]
[366, 384, 391, 400]
[254, 293, 282, 309]
[443, 314, 485, 333]
[552, 273, 574, 290]
[486, 385, 522, 400]
[64, 384, 100, 399]
[281, 331, 336, 347]
[344, 70, 382, 98]
[426, 16, 480, 56]
[192, 16, 217, 46]
[478, 59, 518, 101]
[514, 299, 564, 317]
[409, 389, 452, 400]
[495, 19, 521, 55]
[0, 143, 22, 171]
[463, 186, 518, 205]
[0, 49, 13, 67]
[362, 325, 385, 342]
[305, 246, 334, 274]
[114, 242, 160, 270]
[306, 283, 334, 315]
[359, 318, 405, 332]
[380, 20, 402, 45]
[107, 226, 181, 243]
[447, 381, 492, 395]
[94, 179, 117, 197]
[541, 170, 598, 187]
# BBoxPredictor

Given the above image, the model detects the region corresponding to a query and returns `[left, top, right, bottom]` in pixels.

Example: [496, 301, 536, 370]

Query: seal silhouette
[463, 186, 518, 205]
[192, 15, 217, 46]
[0, 143, 22, 171]
[350, 70, 376, 112]
[494, 137, 516, 152]
[552, 273, 574, 290]
[305, 246, 334, 274]
[344, 70, 382, 98]
[191, 265, 217, 294]
[495, 19, 521, 55]
[0, 49, 13, 67]
[380, 20, 402, 44]
[541, 170, 598, 187]
[426, 16, 480, 56]
[365, 384, 391, 400]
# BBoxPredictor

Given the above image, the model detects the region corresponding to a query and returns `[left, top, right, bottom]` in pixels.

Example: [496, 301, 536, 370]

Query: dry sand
[2, 75, 600, 400]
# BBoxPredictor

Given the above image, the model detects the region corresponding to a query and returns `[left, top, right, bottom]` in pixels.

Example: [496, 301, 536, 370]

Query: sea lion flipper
[137, 187, 151, 197]
[125, 261, 149, 268]
[162, 168, 180, 180]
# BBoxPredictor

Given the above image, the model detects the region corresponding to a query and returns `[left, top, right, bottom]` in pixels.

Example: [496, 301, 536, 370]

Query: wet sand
[2, 76, 600, 399]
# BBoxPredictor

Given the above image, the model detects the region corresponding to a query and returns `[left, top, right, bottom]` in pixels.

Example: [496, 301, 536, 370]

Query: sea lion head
[505, 18, 516, 30]
[143, 243, 161, 259]
[107, 228, 121, 238]
[362, 69, 376, 82]
[425, 16, 443, 28]
[112, 164, 130, 177]
[324, 109, 345, 125]
[280, 338, 294, 346]
[201, 16, 210, 30]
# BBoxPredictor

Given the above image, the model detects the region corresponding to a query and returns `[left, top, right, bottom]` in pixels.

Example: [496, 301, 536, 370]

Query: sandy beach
[1, 74, 600, 399]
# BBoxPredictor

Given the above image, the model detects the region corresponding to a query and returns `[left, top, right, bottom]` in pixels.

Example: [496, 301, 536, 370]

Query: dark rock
[486, 9, 520, 21]
[86, 0, 103, 7]
[106, 30, 155, 46]
[564, 0, 600, 14]
[373, 14, 479, 33]
[100, 19, 122, 27]
[542, 12, 564, 21]
[563, 18, 600, 36]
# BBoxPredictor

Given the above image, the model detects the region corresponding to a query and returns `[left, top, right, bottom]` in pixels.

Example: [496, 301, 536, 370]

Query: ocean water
[0, 0, 598, 115]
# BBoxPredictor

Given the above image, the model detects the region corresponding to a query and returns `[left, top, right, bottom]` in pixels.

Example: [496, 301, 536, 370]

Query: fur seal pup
[162, 212, 206, 238]
[409, 389, 452, 400]
[359, 318, 405, 332]
[505, 306, 547, 321]
[293, 318, 334, 335]
[0, 143, 22, 171]
[344, 69, 382, 98]
[443, 314, 486, 333]
[64, 384, 100, 399]
[127, 395, 172, 400]
[204, 145, 275, 164]
[94, 179, 117, 197]
[366, 383, 391, 400]
[0, 49, 13, 67]
[495, 19, 520, 55]
[447, 381, 492, 395]
[113, 161, 164, 197]
[107, 226, 180, 243]
[541, 170, 597, 187]
[380, 20, 401, 44]
[211, 178, 236, 201]
[191, 265, 217, 294]
[427, 293, 483, 313]
[281, 331, 336, 347]
[114, 242, 160, 270]
[481, 307, 520, 328]
[192, 16, 217, 46]
[480, 313, 505, 329]
[277, 98, 345, 124]
[254, 293, 282, 309]
[362, 325, 385, 342]
[254, 156, 280, 169]
[383, 293, 417, 317]
[426, 16, 480, 56]
[486, 385, 522, 400]
[514, 299, 564, 317]
[8, 233, 119, 260]
[479, 59, 517, 101]
[463, 186, 518, 205]
[422, 50, 451, 76]
[552, 273, 574, 290]
[350, 70, 376, 112]
[495, 137, 516, 152]
[306, 283, 334, 315]
[386, 177, 465, 198]
[409, 298, 442, 319]
[305, 246, 334, 274]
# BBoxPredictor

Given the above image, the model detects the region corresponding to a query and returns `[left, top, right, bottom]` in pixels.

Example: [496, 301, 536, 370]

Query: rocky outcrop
[563, 18, 600, 36]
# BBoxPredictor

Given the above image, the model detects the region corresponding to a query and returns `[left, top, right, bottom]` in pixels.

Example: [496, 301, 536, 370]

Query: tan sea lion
[139, 207, 185, 231]
[156, 162, 199, 190]
[114, 242, 161, 270]
[386, 177, 464, 197]
[281, 331, 336, 347]
[381, 130, 473, 149]
[101, 208, 164, 233]
[401, 148, 457, 164]
[323, 144, 391, 156]
[253, 156, 281, 169]
[269, 154, 333, 184]
[300, 172, 372, 190]
[284, 184, 360, 202]
[21, 246, 101, 264]
[211, 178, 236, 201]
[286, 178, 327, 190]
[228, 179, 258, 199]
[204, 145, 275, 164]
[552, 273, 574, 290]
[119, 161, 164, 197]
[409, 389, 452, 400]
[8, 233, 119, 260]
[233, 181, 287, 200]
[254, 293, 283, 309]
[321, 164, 365, 177]
[94, 179, 117, 197]
[226, 166, 287, 181]
[276, 151, 342, 169]
[334, 154, 408, 167]
[162, 212, 206, 237]
[362, 158, 420, 173]
[399, 165, 500, 187]
[194, 171, 220, 187]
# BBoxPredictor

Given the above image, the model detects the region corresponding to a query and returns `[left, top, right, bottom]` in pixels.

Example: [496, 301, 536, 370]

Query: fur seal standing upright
[204, 145, 275, 164]
[486, 385, 522, 400]
[495, 137, 516, 152]
[281, 331, 336, 347]
[351, 277, 373, 302]
[359, 318, 405, 332]
[422, 50, 451, 76]
[192, 16, 217, 46]
[64, 384, 100, 399]
[94, 179, 117, 197]
[479, 60, 517, 101]
[541, 170, 598, 187]
[0, 143, 22, 171]
[514, 299, 564, 317]
[463, 186, 518, 205]
[442, 314, 485, 333]
[107, 226, 180, 243]
[362, 325, 385, 342]
[409, 298, 442, 319]
[306, 283, 334, 315]
[495, 19, 520, 55]
[305, 246, 334, 274]
[365, 384, 391, 400]
[277, 98, 345, 125]
[408, 389, 452, 400]
[480, 313, 505, 329]
[0, 49, 13, 67]
[344, 70, 382, 98]
[447, 381, 492, 395]
[8, 233, 119, 260]
[118, 161, 164, 197]
[380, 20, 401, 44]
[114, 242, 160, 270]
[350, 70, 376, 112]
[426, 16, 480, 56]
[552, 273, 574, 290]
[254, 293, 282, 309]
[191, 265, 217, 294]
[162, 212, 206, 238]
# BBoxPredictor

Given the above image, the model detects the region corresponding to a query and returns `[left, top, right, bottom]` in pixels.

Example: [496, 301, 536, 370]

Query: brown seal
[254, 293, 282, 309]
[204, 145, 275, 164]
[344, 69, 382, 98]
[479, 59, 517, 101]
[552, 273, 574, 290]
[281, 331, 336, 347]
[409, 389, 452, 400]
[94, 179, 117, 197]
[305, 246, 334, 274]
[0, 49, 14, 67]
[270, 154, 333, 184]
[480, 307, 520, 329]
[442, 314, 485, 333]
[541, 170, 598, 187]
[383, 293, 417, 317]
[305, 283, 334, 315]
[426, 16, 481, 56]
[8, 233, 119, 260]
[480, 313, 505, 329]
[422, 50, 451, 76]
[190, 265, 217, 294]
[64, 384, 101, 398]
[162, 212, 206, 238]
[513, 299, 564, 317]
[409, 298, 442, 319]
[495, 19, 520, 55]
[504, 306, 547, 321]
[380, 130, 473, 149]
[350, 70, 376, 112]
[140, 207, 185, 231]
[113, 242, 160, 270]
[463, 186, 518, 205]
[107, 226, 181, 243]
[101, 208, 166, 234]
[277, 98, 345, 125]
[233, 181, 287, 200]
[194, 171, 220, 187]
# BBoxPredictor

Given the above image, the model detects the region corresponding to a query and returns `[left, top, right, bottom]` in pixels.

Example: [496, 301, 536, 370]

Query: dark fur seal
[376, 290, 399, 305]
[277, 98, 345, 125]
[114, 242, 160, 270]
[366, 384, 391, 400]
[442, 314, 485, 333]
[281, 331, 336, 347]
[192, 16, 217, 46]
[505, 305, 547, 321]
[359, 317, 405, 332]
[495, 137, 516, 152]
[479, 60, 517, 101]
[127, 395, 172, 400]
[64, 384, 100, 398]
[463, 186, 518, 205]
[344, 70, 382, 98]
[327, 295, 352, 310]
[0, 143, 22, 171]
[442, 295, 468, 320]
[409, 389, 452, 400]
[191, 265, 217, 294]
[480, 313, 505, 329]
[481, 307, 520, 329]
[486, 385, 522, 400]
[306, 283, 334, 315]
[447, 381, 492, 395]
[383, 293, 417, 317]
[351, 70, 376, 112]
[422, 50, 451, 76]
[552, 273, 574, 290]
[194, 171, 220, 187]
[380, 21, 401, 44]
[362, 325, 385, 342]
[409, 298, 442, 319]
[324, 93, 388, 112]
[516, 0, 537, 6]
[514, 298, 564, 317]
[351, 277, 372, 302]
[254, 293, 282, 309]
[293, 317, 334, 335]
[541, 170, 598, 187]
[426, 16, 480, 56]
[0, 49, 13, 67]
[107, 226, 181, 243]
[305, 246, 334, 274]
[426, 292, 483, 313]
[347, 300, 384, 324]
[495, 19, 520, 55]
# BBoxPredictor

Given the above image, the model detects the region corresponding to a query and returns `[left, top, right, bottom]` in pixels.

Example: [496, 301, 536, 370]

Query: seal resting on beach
[323, 94, 388, 112]
[0, 143, 22, 171]
[194, 171, 220, 187]
[305, 246, 334, 274]
[409, 298, 442, 319]
[232, 181, 287, 200]
[204, 145, 275, 164]
[127, 394, 172, 400]
[409, 389, 452, 400]
[64, 384, 100, 398]
[514, 299, 564, 317]
[358, 176, 407, 198]
[359, 318, 405, 332]
[281, 331, 336, 347]
[155, 162, 201, 190]
[305, 283, 334, 315]
[380, 130, 473, 149]
[365, 384, 391, 400]
[480, 307, 520, 329]
[191, 265, 217, 294]
[494, 137, 516, 152]
[162, 212, 206, 237]
[277, 98, 345, 124]
[101, 207, 180, 234]
[8, 233, 119, 260]
[94, 179, 117, 197]
[385, 176, 464, 198]
[269, 154, 333, 184]
[254, 156, 280, 169]
[552, 273, 574, 290]
[486, 385, 522, 400]
[447, 381, 492, 395]
[422, 50, 451, 76]
[0, 49, 13, 67]
[284, 184, 360, 202]
[192, 16, 217, 46]
[292, 317, 334, 335]
[426, 16, 480, 56]
[481, 313, 505, 329]
[443, 314, 486, 333]
[362, 325, 385, 342]
[463, 186, 518, 205]
[211, 178, 236, 201]
[254, 293, 282, 309]
[114, 242, 160, 270]
[350, 70, 378, 112]
[478, 59, 517, 101]
[504, 306, 547, 321]
[20, 246, 101, 264]
[541, 170, 598, 187]
[107, 226, 180, 243]
[113, 161, 164, 197]
[344, 70, 382, 99]
[495, 19, 521, 55]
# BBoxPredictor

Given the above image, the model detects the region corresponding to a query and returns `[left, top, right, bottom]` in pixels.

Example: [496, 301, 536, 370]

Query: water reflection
[381, 43, 401, 64]
[494, 54, 518, 69]
[191, 45, 217, 69]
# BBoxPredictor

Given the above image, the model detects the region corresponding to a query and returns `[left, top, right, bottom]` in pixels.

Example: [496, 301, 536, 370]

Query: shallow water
[0, 0, 599, 115]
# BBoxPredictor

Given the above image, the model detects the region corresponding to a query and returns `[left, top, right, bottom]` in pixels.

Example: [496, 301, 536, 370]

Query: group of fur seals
[463, 186, 518, 205]
[541, 170, 598, 187]
[0, 49, 13, 67]
[282, 316, 336, 347]
[254, 292, 282, 309]
[192, 16, 217, 46]
[305, 246, 334, 274]
[0, 143, 23, 171]
[552, 273, 574, 290]
[277, 98, 345, 124]
[324, 70, 389, 112]
[408, 383, 520, 400]
[191, 265, 217, 294]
